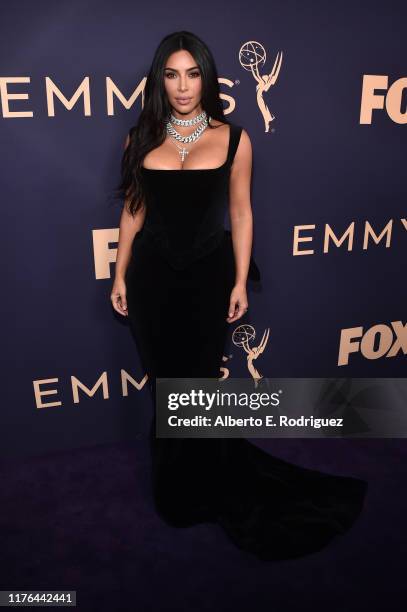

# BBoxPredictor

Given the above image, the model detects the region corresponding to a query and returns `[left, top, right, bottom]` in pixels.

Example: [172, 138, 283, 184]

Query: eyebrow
[164, 66, 200, 71]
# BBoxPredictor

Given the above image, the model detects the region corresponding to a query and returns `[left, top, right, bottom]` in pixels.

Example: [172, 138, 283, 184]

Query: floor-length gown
[125, 122, 368, 560]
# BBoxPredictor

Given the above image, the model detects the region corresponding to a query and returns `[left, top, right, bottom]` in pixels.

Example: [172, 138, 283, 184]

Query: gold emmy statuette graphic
[239, 41, 283, 133]
[232, 324, 270, 386]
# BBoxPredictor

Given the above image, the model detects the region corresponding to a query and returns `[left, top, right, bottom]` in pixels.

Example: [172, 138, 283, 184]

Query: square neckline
[141, 123, 232, 172]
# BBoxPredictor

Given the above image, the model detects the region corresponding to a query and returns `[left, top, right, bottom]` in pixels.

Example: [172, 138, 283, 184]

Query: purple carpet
[0, 437, 405, 611]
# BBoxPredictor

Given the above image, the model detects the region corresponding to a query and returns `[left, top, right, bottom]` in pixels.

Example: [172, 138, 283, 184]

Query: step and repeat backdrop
[1, 0, 405, 459]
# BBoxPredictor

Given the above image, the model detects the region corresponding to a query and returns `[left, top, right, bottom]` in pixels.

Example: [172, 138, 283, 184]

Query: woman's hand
[111, 276, 128, 317]
[226, 283, 248, 323]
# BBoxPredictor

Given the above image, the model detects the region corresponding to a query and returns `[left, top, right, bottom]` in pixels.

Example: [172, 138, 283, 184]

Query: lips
[176, 98, 191, 102]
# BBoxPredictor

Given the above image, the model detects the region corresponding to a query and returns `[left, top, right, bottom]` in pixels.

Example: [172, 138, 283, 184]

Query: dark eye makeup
[164, 70, 201, 78]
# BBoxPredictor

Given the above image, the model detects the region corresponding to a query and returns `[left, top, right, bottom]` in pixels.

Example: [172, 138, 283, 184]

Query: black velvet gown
[125, 122, 368, 560]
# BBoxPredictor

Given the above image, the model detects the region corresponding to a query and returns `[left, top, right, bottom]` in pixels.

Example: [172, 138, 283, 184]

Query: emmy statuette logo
[239, 41, 283, 133]
[231, 324, 270, 386]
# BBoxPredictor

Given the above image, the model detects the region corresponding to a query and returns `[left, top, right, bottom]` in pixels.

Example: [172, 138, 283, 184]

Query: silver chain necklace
[166, 110, 211, 163]
[170, 110, 207, 126]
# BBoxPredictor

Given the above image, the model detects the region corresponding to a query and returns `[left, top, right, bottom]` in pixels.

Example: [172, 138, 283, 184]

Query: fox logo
[360, 75, 407, 124]
[338, 320, 407, 365]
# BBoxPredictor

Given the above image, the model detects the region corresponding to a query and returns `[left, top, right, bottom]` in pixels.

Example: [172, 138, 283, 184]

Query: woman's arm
[111, 134, 146, 316]
[226, 128, 253, 323]
[114, 198, 146, 282]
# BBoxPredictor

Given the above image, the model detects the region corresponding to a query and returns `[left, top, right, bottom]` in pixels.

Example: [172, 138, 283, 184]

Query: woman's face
[163, 50, 203, 117]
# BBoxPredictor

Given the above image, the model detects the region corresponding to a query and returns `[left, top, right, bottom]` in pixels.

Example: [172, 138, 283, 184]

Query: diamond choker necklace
[169, 110, 207, 127]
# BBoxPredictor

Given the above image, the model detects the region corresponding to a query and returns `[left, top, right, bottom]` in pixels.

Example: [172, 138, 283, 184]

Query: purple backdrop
[1, 0, 405, 459]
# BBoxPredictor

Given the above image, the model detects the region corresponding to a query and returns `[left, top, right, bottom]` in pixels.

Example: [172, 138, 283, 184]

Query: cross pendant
[180, 147, 189, 162]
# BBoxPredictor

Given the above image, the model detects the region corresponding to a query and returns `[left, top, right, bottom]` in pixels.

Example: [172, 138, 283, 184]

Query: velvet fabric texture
[125, 121, 367, 560]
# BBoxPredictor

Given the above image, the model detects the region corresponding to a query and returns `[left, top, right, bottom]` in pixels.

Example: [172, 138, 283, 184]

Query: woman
[111, 30, 367, 560]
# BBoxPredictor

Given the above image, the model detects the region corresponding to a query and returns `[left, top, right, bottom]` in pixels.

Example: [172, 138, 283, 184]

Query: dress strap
[226, 123, 243, 166]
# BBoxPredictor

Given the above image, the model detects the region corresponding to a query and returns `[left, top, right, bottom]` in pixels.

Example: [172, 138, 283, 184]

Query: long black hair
[115, 30, 230, 217]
